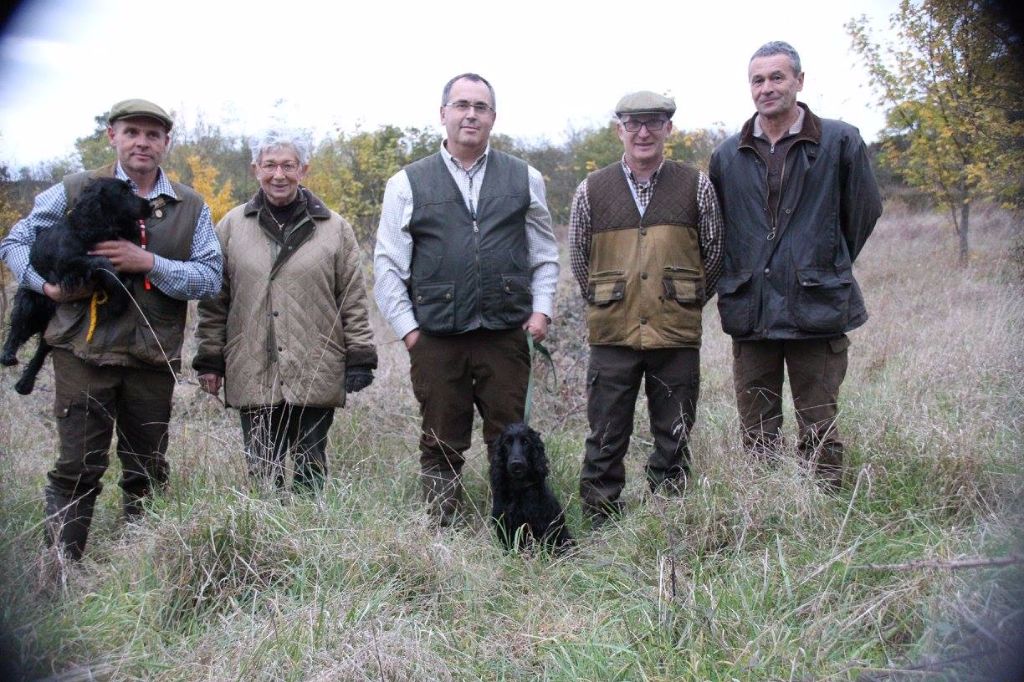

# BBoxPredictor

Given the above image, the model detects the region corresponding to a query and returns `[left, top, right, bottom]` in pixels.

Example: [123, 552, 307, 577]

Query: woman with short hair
[193, 129, 377, 492]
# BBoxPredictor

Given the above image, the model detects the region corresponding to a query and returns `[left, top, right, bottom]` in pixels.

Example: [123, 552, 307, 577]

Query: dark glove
[344, 365, 374, 393]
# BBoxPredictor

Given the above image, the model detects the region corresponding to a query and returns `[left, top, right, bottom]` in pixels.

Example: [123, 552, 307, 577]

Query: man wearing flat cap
[0, 98, 223, 561]
[569, 91, 723, 525]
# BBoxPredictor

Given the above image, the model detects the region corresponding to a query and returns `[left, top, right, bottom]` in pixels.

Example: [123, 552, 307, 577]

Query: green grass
[1, 203, 1023, 680]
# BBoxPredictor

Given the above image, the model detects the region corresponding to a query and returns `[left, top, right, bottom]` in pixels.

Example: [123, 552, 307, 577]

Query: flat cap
[108, 98, 173, 131]
[614, 91, 676, 118]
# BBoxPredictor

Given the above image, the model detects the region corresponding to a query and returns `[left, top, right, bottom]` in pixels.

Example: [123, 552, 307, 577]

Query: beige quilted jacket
[193, 188, 377, 408]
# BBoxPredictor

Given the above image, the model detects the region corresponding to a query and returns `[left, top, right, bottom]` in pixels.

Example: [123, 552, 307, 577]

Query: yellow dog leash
[85, 290, 109, 342]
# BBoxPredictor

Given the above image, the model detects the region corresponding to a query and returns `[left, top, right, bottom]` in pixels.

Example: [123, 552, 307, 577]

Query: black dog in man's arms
[1, 177, 151, 394]
[489, 422, 574, 552]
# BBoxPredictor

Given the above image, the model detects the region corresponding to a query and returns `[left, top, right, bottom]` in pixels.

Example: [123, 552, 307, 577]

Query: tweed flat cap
[614, 91, 676, 118]
[108, 98, 173, 131]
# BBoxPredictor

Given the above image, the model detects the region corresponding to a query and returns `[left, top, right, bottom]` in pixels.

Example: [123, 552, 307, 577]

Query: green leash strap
[524, 331, 557, 426]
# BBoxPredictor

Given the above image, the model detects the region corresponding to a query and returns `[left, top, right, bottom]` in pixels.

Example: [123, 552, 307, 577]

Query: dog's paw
[0, 352, 18, 367]
[14, 375, 36, 395]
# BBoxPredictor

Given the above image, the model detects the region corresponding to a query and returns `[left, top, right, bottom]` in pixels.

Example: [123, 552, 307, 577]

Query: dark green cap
[107, 98, 173, 131]
[614, 91, 676, 118]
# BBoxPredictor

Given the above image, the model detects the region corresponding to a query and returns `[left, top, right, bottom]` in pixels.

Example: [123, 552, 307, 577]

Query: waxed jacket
[709, 104, 882, 340]
[193, 188, 377, 408]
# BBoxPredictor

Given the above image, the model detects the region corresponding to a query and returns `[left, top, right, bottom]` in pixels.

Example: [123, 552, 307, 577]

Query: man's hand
[42, 282, 93, 303]
[523, 312, 549, 342]
[90, 239, 155, 274]
[198, 373, 223, 396]
[403, 329, 420, 351]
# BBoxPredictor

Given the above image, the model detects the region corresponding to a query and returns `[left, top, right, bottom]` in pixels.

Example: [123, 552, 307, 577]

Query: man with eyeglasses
[709, 41, 882, 489]
[569, 91, 723, 526]
[374, 73, 559, 527]
[0, 98, 223, 561]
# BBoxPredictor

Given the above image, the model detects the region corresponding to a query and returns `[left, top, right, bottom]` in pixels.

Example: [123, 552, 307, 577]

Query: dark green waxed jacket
[709, 104, 882, 340]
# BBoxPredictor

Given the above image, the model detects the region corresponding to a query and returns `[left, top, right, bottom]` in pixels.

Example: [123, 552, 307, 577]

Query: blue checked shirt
[0, 163, 222, 300]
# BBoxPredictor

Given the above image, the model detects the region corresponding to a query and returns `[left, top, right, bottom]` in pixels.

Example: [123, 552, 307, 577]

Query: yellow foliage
[168, 154, 236, 223]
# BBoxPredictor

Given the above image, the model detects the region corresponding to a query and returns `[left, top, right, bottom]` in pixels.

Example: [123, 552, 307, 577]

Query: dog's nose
[507, 459, 527, 476]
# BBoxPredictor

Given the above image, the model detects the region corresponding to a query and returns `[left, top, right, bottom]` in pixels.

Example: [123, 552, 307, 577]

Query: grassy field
[1, 204, 1022, 681]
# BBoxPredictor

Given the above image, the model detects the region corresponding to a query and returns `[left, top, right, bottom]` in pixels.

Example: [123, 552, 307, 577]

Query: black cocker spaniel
[489, 422, 574, 552]
[1, 177, 151, 394]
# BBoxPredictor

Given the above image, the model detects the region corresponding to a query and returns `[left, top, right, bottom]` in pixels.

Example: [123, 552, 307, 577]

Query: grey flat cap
[108, 98, 173, 131]
[615, 91, 676, 118]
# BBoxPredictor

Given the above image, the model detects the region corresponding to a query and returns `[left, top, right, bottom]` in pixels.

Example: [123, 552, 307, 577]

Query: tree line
[2, 1, 1022, 263]
[1, 116, 728, 248]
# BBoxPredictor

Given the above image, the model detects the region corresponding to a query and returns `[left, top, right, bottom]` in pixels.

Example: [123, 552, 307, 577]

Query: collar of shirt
[114, 162, 178, 201]
[620, 155, 664, 213]
[753, 106, 806, 141]
[440, 141, 489, 215]
[442, 141, 488, 176]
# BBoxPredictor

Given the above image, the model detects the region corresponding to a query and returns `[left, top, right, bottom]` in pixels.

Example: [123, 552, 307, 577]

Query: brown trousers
[408, 328, 530, 477]
[48, 348, 175, 506]
[580, 345, 700, 512]
[732, 336, 849, 467]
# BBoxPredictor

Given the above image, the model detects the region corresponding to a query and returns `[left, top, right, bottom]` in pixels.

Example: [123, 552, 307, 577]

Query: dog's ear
[526, 427, 549, 477]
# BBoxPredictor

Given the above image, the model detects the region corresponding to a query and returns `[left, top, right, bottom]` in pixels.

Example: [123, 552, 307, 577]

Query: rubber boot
[43, 486, 96, 561]
[420, 470, 463, 528]
[122, 488, 149, 522]
[814, 442, 844, 492]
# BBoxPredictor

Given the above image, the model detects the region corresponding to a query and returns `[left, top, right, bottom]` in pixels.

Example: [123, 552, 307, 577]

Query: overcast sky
[0, 0, 899, 169]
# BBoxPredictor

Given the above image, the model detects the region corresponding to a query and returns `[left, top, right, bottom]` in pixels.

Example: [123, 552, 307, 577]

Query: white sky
[0, 0, 898, 169]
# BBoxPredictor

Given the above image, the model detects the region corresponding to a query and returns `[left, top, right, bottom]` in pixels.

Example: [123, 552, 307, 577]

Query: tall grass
[1, 203, 1022, 680]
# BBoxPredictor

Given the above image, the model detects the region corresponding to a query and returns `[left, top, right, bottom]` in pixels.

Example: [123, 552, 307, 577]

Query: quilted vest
[585, 160, 705, 349]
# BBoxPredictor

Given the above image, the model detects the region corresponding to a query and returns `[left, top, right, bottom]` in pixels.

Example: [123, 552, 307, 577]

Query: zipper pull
[473, 219, 479, 233]
[767, 228, 776, 241]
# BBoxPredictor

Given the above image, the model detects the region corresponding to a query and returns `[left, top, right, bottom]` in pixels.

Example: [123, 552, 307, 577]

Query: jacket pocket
[44, 300, 89, 346]
[412, 281, 455, 334]
[493, 274, 532, 327]
[587, 270, 625, 306]
[662, 266, 704, 304]
[716, 271, 755, 336]
[586, 271, 627, 344]
[792, 267, 852, 333]
[661, 266, 703, 344]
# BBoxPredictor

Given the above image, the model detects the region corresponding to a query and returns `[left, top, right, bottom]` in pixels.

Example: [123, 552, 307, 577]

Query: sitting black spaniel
[489, 422, 574, 552]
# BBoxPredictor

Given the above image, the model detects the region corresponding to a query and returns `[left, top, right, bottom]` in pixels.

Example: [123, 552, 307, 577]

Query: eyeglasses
[445, 100, 494, 115]
[620, 117, 669, 132]
[258, 161, 301, 175]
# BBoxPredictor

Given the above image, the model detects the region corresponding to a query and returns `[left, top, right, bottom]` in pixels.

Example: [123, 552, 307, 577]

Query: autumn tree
[167, 155, 235, 223]
[167, 117, 255, 204]
[306, 125, 443, 246]
[74, 113, 115, 171]
[0, 165, 22, 240]
[305, 135, 365, 236]
[848, 0, 1024, 264]
[664, 126, 729, 170]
